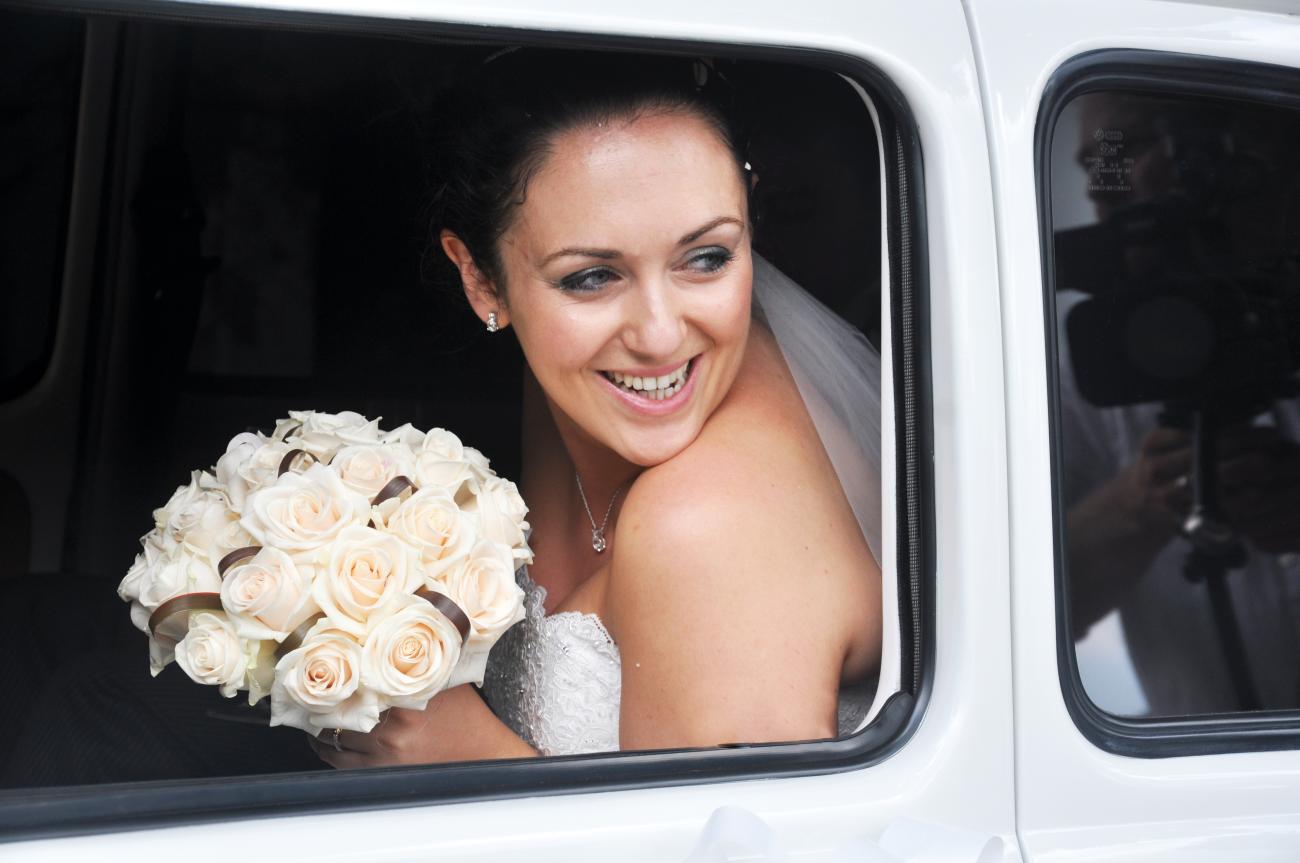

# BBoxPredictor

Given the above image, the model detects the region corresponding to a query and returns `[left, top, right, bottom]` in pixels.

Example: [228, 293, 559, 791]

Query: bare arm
[605, 456, 874, 749]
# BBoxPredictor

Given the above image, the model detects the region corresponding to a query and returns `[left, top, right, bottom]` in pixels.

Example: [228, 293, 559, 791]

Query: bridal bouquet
[116, 410, 531, 735]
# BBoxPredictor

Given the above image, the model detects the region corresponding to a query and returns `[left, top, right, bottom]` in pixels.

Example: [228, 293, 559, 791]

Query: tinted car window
[1051, 89, 1300, 717]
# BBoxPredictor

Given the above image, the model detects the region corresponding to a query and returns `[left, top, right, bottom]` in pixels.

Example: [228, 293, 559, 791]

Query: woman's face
[486, 109, 753, 467]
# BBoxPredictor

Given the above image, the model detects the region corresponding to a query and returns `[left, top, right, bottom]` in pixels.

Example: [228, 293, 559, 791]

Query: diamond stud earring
[486, 311, 499, 333]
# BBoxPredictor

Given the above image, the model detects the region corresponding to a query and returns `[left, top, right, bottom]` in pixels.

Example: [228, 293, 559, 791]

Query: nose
[622, 275, 686, 360]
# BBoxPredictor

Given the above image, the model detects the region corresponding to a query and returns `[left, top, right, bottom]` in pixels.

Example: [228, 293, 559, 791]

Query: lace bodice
[482, 568, 874, 756]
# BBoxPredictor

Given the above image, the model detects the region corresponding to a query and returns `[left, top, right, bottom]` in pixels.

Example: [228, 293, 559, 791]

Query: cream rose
[216, 433, 293, 512]
[153, 472, 223, 540]
[360, 593, 462, 709]
[174, 612, 248, 698]
[469, 476, 532, 563]
[435, 540, 525, 687]
[285, 410, 382, 458]
[220, 547, 319, 642]
[137, 545, 222, 611]
[240, 463, 368, 555]
[373, 486, 476, 580]
[332, 443, 415, 500]
[270, 622, 380, 733]
[412, 452, 479, 496]
[381, 423, 425, 450]
[312, 524, 419, 636]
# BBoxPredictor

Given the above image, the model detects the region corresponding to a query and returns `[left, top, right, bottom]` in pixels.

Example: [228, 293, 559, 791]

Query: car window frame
[1037, 47, 1300, 759]
[0, 0, 934, 841]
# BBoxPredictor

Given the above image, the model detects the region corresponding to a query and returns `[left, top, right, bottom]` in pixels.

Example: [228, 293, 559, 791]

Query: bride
[311, 52, 884, 764]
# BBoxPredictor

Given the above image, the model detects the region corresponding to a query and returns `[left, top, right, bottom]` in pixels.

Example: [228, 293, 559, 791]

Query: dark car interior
[0, 5, 883, 787]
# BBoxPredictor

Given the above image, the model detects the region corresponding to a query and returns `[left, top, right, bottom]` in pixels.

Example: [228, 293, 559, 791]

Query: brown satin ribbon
[415, 588, 471, 644]
[371, 475, 416, 507]
[277, 448, 317, 477]
[217, 545, 261, 578]
[275, 614, 324, 659]
[147, 592, 224, 645]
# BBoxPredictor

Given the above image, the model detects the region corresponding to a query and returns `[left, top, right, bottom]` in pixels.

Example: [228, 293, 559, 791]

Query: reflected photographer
[1054, 92, 1300, 715]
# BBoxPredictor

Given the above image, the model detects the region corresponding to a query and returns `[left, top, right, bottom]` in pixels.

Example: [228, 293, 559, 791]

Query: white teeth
[605, 359, 691, 399]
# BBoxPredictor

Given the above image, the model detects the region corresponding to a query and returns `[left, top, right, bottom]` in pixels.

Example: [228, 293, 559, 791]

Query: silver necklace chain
[574, 470, 623, 554]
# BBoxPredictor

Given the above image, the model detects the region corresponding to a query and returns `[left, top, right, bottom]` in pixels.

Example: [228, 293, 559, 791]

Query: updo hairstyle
[426, 49, 753, 294]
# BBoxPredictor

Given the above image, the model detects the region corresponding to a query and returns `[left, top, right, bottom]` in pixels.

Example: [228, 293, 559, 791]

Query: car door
[971, 0, 1300, 858]
[0, 0, 1015, 858]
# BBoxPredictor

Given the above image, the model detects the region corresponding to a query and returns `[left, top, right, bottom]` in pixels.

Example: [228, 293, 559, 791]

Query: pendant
[591, 529, 607, 553]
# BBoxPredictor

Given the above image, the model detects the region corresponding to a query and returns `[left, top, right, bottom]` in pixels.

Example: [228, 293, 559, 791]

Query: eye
[682, 246, 735, 275]
[558, 266, 620, 294]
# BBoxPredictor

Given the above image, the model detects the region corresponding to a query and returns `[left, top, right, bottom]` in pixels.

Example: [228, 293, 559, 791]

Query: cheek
[514, 304, 614, 381]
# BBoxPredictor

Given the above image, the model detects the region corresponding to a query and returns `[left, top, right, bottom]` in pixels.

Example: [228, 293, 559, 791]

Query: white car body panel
[970, 0, 1300, 859]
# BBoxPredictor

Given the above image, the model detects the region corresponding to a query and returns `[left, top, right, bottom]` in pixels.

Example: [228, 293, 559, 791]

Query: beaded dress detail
[482, 568, 621, 756]
[482, 568, 874, 756]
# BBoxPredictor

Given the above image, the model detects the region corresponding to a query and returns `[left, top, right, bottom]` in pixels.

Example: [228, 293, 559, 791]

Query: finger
[335, 728, 383, 754]
[1146, 448, 1193, 484]
[308, 734, 376, 769]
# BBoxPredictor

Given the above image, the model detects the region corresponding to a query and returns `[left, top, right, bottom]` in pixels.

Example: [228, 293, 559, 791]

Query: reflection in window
[1050, 90, 1300, 717]
[1052, 91, 1300, 717]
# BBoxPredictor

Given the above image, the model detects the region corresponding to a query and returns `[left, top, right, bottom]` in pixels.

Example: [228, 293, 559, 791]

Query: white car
[1, 0, 1297, 859]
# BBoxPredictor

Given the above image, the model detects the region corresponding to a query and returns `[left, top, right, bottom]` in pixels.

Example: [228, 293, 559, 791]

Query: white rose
[216, 433, 292, 512]
[152, 472, 212, 538]
[373, 486, 476, 580]
[286, 410, 382, 458]
[381, 423, 425, 450]
[138, 545, 222, 611]
[176, 493, 240, 560]
[240, 463, 368, 555]
[434, 540, 525, 687]
[270, 622, 380, 733]
[462, 445, 491, 475]
[412, 453, 479, 496]
[332, 443, 415, 500]
[468, 476, 532, 563]
[118, 527, 170, 604]
[174, 612, 249, 698]
[419, 427, 465, 461]
[312, 524, 419, 636]
[360, 593, 462, 709]
[220, 547, 319, 642]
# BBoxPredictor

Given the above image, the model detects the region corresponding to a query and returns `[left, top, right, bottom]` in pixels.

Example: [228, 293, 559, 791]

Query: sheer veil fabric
[751, 253, 884, 567]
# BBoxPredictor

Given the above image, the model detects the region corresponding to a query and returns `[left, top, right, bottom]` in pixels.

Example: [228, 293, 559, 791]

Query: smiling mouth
[599, 358, 694, 401]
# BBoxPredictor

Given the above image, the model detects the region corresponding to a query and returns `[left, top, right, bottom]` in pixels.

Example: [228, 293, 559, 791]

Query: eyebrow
[539, 216, 745, 267]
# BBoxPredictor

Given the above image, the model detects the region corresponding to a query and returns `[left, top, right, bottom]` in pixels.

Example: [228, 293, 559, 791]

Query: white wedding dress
[482, 256, 883, 756]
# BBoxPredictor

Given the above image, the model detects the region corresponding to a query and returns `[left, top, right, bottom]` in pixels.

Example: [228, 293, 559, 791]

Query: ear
[441, 230, 507, 328]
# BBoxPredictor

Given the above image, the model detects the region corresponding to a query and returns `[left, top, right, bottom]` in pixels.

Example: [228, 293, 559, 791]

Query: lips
[599, 358, 693, 402]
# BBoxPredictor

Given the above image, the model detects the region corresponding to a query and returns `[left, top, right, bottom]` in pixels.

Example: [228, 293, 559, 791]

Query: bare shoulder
[604, 327, 880, 749]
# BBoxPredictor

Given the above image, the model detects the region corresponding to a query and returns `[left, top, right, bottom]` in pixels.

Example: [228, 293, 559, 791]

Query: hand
[1113, 427, 1194, 533]
[307, 684, 536, 768]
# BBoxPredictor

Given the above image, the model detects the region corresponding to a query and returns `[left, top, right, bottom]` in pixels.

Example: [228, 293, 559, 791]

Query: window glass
[1051, 89, 1300, 717]
[0, 10, 83, 399]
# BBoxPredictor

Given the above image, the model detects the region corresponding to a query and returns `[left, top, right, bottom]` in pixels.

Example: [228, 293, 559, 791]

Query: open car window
[0, 3, 930, 839]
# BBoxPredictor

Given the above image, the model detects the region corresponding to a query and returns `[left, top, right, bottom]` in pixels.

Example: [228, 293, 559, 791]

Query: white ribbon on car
[682, 806, 1003, 863]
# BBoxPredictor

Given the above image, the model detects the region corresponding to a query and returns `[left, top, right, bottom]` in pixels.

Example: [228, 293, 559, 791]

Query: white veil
[751, 253, 884, 566]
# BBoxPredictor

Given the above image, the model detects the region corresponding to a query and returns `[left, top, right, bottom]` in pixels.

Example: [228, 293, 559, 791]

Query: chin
[613, 426, 700, 468]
